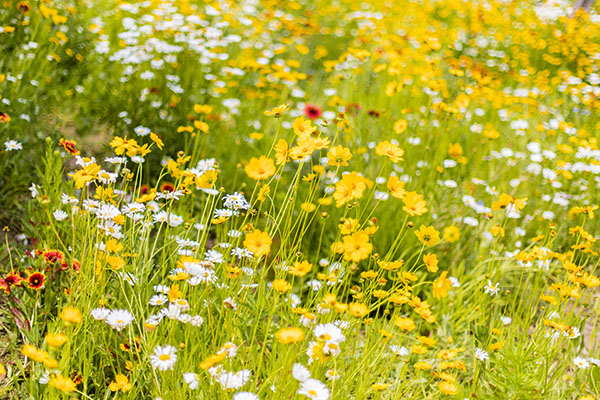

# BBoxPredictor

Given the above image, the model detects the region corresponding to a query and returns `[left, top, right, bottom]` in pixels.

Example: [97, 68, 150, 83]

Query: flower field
[1, 0, 600, 398]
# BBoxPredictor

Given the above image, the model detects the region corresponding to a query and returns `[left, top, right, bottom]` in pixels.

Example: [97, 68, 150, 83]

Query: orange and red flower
[59, 139, 80, 156]
[27, 272, 45, 290]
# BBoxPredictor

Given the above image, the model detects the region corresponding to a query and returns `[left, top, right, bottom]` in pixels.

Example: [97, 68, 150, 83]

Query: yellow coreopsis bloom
[69, 163, 101, 189]
[375, 141, 404, 163]
[45, 332, 68, 348]
[245, 156, 276, 181]
[264, 104, 289, 117]
[423, 253, 439, 272]
[289, 261, 312, 277]
[327, 145, 352, 167]
[292, 117, 317, 137]
[273, 139, 289, 165]
[348, 302, 369, 318]
[387, 176, 406, 199]
[402, 191, 428, 216]
[415, 225, 441, 246]
[333, 172, 369, 207]
[433, 271, 452, 299]
[59, 306, 82, 324]
[342, 230, 373, 262]
[439, 381, 458, 396]
[150, 132, 164, 150]
[272, 279, 292, 293]
[443, 226, 460, 242]
[395, 316, 416, 331]
[49, 374, 77, 393]
[275, 327, 305, 344]
[243, 229, 272, 257]
[393, 119, 407, 134]
[109, 374, 132, 392]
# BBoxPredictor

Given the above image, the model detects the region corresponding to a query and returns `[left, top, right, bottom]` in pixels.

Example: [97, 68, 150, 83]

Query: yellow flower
[375, 141, 404, 163]
[289, 261, 312, 277]
[342, 230, 373, 263]
[264, 104, 289, 117]
[333, 172, 370, 207]
[289, 136, 317, 160]
[395, 317, 416, 331]
[150, 132, 163, 150]
[372, 383, 391, 390]
[45, 332, 68, 348]
[443, 226, 460, 242]
[489, 225, 505, 238]
[387, 176, 406, 199]
[439, 381, 458, 396]
[327, 145, 352, 167]
[69, 163, 101, 189]
[272, 279, 292, 293]
[245, 156, 276, 181]
[415, 225, 441, 246]
[339, 218, 359, 234]
[275, 327, 305, 344]
[433, 271, 452, 299]
[109, 374, 132, 392]
[292, 117, 317, 137]
[414, 361, 432, 370]
[49, 374, 77, 393]
[106, 255, 125, 270]
[273, 139, 289, 165]
[393, 119, 407, 134]
[193, 104, 213, 114]
[59, 306, 82, 324]
[21, 344, 46, 362]
[348, 302, 369, 318]
[448, 143, 463, 158]
[110, 136, 137, 156]
[258, 184, 271, 201]
[300, 202, 316, 213]
[402, 191, 428, 216]
[200, 352, 227, 370]
[193, 120, 209, 133]
[423, 253, 439, 272]
[243, 229, 272, 257]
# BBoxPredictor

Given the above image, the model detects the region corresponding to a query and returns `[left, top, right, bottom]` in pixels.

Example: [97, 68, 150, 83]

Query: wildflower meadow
[1, 0, 600, 398]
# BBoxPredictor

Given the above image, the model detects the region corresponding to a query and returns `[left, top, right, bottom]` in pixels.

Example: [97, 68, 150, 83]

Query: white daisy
[474, 347, 489, 361]
[292, 363, 311, 382]
[91, 308, 111, 321]
[150, 345, 177, 371]
[297, 378, 330, 400]
[4, 140, 23, 151]
[183, 372, 199, 389]
[149, 294, 169, 306]
[105, 309, 134, 331]
[215, 369, 251, 390]
[53, 210, 69, 221]
[573, 356, 590, 369]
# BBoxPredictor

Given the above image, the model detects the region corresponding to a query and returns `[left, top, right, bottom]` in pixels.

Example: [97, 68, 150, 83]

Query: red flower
[71, 260, 81, 272]
[42, 250, 65, 264]
[27, 272, 45, 290]
[4, 272, 23, 287]
[304, 104, 322, 119]
[59, 138, 80, 155]
[160, 183, 175, 193]
[0, 278, 9, 294]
